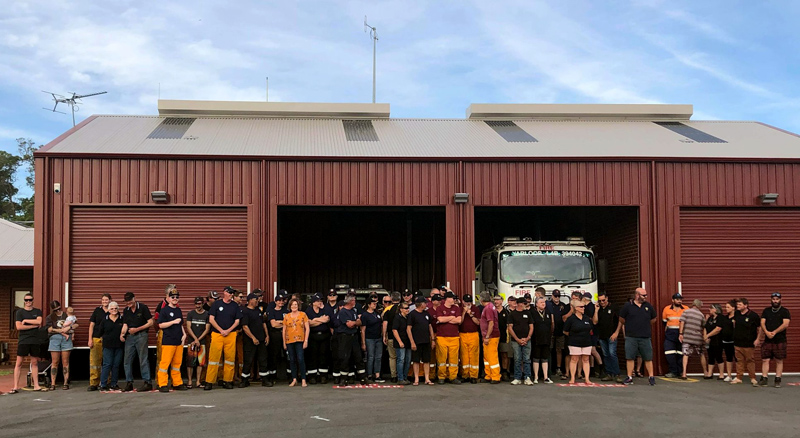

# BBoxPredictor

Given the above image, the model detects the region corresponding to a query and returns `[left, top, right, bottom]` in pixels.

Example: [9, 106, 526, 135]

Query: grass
[0, 370, 12, 376]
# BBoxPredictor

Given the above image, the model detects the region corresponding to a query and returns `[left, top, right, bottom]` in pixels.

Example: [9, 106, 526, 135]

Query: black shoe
[479, 378, 491, 383]
[391, 377, 398, 383]
[471, 378, 478, 384]
[759, 376, 769, 387]
[438, 379, 446, 385]
[375, 377, 386, 383]
[490, 379, 500, 384]
[159, 386, 169, 393]
[203, 383, 213, 391]
[238, 379, 250, 388]
[87, 385, 98, 392]
[138, 382, 152, 392]
[110, 385, 121, 391]
[320, 376, 328, 384]
[175, 384, 188, 391]
[99, 386, 109, 391]
[308, 376, 317, 385]
[262, 379, 273, 387]
[122, 382, 134, 392]
[333, 377, 341, 385]
[775, 377, 782, 388]
[223, 382, 234, 389]
[345, 377, 355, 385]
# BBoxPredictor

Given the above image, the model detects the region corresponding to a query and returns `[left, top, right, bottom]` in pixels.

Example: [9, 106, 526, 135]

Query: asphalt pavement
[1, 376, 798, 438]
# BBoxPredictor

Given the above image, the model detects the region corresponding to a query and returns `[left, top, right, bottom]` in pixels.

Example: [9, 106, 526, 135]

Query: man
[617, 287, 658, 386]
[204, 286, 241, 390]
[10, 293, 43, 394]
[534, 287, 546, 301]
[120, 292, 154, 392]
[678, 299, 707, 380]
[507, 297, 534, 385]
[732, 297, 761, 386]
[407, 296, 436, 385]
[596, 292, 622, 382]
[428, 290, 442, 378]
[480, 292, 501, 383]
[203, 290, 219, 311]
[434, 290, 462, 384]
[402, 290, 414, 307]
[306, 294, 332, 384]
[333, 295, 366, 384]
[661, 293, 688, 378]
[759, 292, 791, 388]
[185, 296, 210, 389]
[154, 284, 178, 383]
[87, 293, 111, 391]
[156, 289, 188, 392]
[496, 295, 513, 381]
[549, 290, 567, 378]
[382, 292, 401, 382]
[460, 294, 481, 383]
[266, 290, 290, 384]
[240, 292, 272, 388]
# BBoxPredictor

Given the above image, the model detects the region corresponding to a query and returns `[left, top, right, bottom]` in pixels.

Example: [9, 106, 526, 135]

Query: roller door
[70, 207, 248, 345]
[680, 209, 799, 371]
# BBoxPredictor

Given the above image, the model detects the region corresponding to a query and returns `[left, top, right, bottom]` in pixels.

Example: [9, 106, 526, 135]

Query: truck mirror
[597, 259, 608, 284]
[481, 257, 495, 285]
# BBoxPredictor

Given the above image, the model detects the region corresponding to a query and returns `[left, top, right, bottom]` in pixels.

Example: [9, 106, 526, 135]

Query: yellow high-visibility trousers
[156, 330, 163, 369]
[436, 336, 460, 380]
[206, 332, 237, 383]
[459, 332, 480, 379]
[157, 344, 184, 388]
[89, 337, 103, 386]
[483, 337, 501, 381]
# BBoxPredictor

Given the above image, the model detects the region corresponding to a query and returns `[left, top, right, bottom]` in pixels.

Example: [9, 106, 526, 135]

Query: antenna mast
[364, 16, 378, 103]
[42, 90, 108, 127]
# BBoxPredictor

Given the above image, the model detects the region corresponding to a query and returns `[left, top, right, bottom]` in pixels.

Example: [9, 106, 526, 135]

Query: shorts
[551, 336, 565, 350]
[499, 342, 514, 357]
[48, 335, 74, 352]
[682, 343, 705, 357]
[721, 342, 735, 362]
[624, 337, 653, 361]
[532, 345, 550, 361]
[707, 344, 724, 365]
[187, 343, 208, 367]
[761, 342, 787, 360]
[412, 343, 431, 363]
[17, 343, 41, 357]
[569, 346, 592, 356]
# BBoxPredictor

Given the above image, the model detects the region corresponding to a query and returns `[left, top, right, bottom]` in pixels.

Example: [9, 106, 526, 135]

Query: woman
[283, 298, 310, 387]
[703, 304, 724, 379]
[563, 299, 593, 385]
[46, 300, 78, 390]
[718, 300, 737, 382]
[392, 303, 412, 385]
[361, 298, 384, 383]
[98, 302, 125, 391]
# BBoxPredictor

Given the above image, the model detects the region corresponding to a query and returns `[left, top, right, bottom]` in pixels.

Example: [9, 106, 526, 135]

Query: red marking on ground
[556, 383, 626, 387]
[332, 384, 404, 389]
[787, 382, 800, 386]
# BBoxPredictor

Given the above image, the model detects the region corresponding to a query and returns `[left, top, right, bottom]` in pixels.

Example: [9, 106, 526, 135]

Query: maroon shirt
[460, 305, 480, 333]
[481, 304, 500, 339]
[434, 304, 462, 338]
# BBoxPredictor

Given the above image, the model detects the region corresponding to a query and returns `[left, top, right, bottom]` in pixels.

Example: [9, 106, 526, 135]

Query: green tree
[14, 138, 37, 222]
[0, 150, 20, 219]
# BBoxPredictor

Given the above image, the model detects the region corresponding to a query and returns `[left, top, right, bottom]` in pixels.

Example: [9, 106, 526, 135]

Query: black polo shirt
[596, 304, 619, 339]
[507, 310, 532, 341]
[563, 314, 593, 347]
[241, 306, 267, 341]
[407, 309, 432, 344]
[90, 306, 108, 338]
[733, 310, 761, 347]
[267, 306, 288, 332]
[719, 315, 734, 342]
[122, 302, 152, 332]
[705, 316, 721, 347]
[531, 308, 553, 346]
[497, 307, 511, 343]
[619, 301, 656, 338]
[392, 313, 410, 346]
[209, 300, 241, 333]
[157, 306, 184, 346]
[761, 306, 791, 344]
[306, 307, 331, 333]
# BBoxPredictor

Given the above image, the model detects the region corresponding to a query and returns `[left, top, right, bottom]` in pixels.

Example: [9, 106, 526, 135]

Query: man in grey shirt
[679, 299, 706, 380]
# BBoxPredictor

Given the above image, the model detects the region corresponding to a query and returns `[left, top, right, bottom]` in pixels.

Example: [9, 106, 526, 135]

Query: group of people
[6, 285, 790, 394]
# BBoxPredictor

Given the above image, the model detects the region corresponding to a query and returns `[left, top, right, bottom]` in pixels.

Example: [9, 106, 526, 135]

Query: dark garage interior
[278, 207, 446, 294]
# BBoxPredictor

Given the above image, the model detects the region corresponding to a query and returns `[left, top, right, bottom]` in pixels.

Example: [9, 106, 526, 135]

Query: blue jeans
[511, 341, 532, 380]
[123, 331, 150, 383]
[365, 338, 383, 376]
[598, 338, 620, 376]
[286, 342, 306, 380]
[396, 347, 411, 380]
[101, 347, 124, 387]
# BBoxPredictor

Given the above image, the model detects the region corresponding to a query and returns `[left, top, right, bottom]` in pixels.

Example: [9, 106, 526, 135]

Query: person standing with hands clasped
[563, 298, 594, 385]
[283, 298, 310, 387]
[240, 293, 271, 388]
[407, 296, 436, 386]
[185, 297, 210, 389]
[204, 286, 241, 390]
[361, 297, 385, 383]
[731, 297, 761, 387]
[507, 297, 534, 385]
[480, 292, 502, 384]
[156, 290, 188, 392]
[759, 292, 790, 388]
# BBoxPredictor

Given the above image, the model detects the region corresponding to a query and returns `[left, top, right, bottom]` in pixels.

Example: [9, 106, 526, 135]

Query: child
[62, 307, 77, 341]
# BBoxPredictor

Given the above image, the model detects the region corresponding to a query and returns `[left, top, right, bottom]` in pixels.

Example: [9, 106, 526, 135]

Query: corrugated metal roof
[0, 219, 34, 267]
[38, 116, 800, 160]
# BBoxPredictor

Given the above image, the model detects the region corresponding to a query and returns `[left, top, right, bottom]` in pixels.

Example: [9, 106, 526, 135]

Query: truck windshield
[499, 250, 595, 284]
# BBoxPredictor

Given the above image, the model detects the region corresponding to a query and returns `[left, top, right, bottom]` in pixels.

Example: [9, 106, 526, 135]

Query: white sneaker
[524, 378, 534, 386]
[723, 376, 732, 382]
[510, 379, 522, 385]
[543, 378, 554, 384]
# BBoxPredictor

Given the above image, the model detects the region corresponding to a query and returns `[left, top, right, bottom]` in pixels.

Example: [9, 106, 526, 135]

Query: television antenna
[42, 90, 107, 127]
[364, 16, 378, 103]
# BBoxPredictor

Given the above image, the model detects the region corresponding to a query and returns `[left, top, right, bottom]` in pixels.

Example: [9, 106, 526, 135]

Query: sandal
[412, 381, 419, 386]
[186, 384, 193, 389]
[49, 385, 57, 391]
[63, 384, 70, 390]
[8, 389, 19, 394]
[425, 381, 435, 385]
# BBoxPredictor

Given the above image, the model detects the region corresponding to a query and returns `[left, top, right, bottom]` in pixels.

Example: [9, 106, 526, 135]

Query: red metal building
[33, 101, 800, 373]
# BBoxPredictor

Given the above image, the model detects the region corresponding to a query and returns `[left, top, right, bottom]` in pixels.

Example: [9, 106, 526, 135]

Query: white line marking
[34, 398, 51, 402]
[311, 416, 331, 422]
[180, 404, 216, 408]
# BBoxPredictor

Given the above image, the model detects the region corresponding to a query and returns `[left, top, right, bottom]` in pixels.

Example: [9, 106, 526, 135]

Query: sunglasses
[109, 307, 119, 311]
[383, 300, 392, 303]
[575, 305, 585, 308]
[170, 295, 180, 299]
[24, 298, 34, 302]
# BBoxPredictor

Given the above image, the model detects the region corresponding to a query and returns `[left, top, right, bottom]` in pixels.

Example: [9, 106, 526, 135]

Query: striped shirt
[679, 307, 705, 345]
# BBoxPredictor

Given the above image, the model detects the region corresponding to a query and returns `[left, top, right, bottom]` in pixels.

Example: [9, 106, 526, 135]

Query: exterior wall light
[454, 193, 469, 204]
[151, 191, 169, 203]
[759, 193, 778, 204]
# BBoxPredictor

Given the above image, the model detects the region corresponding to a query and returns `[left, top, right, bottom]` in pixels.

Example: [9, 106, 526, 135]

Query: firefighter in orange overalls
[459, 294, 481, 383]
[204, 286, 241, 390]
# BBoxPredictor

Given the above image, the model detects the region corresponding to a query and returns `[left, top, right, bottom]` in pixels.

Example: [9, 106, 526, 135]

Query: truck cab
[476, 237, 604, 304]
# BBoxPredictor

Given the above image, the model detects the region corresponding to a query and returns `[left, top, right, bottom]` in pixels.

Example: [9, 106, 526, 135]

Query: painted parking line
[556, 383, 626, 387]
[311, 416, 331, 422]
[658, 377, 699, 383]
[180, 404, 216, 408]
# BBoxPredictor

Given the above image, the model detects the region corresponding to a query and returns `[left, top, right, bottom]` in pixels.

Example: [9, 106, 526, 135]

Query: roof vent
[147, 118, 195, 139]
[343, 120, 379, 141]
[485, 121, 537, 142]
[654, 122, 727, 143]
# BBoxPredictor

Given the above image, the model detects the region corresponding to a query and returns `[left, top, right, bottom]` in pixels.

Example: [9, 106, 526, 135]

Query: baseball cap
[223, 286, 236, 294]
[252, 288, 264, 297]
[276, 290, 289, 300]
[551, 290, 561, 297]
[328, 289, 337, 296]
[431, 295, 442, 301]
[772, 292, 782, 298]
[462, 294, 472, 302]
[444, 291, 456, 299]
[310, 295, 321, 303]
[124, 292, 135, 301]
[583, 292, 593, 300]
[523, 293, 532, 299]
[415, 296, 427, 304]
[207, 290, 219, 299]
[247, 293, 258, 301]
[507, 296, 517, 301]
[168, 290, 179, 298]
[403, 290, 413, 296]
[194, 297, 204, 304]
[672, 293, 682, 300]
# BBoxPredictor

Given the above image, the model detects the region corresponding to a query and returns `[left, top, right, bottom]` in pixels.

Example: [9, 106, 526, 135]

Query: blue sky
[2, 0, 799, 195]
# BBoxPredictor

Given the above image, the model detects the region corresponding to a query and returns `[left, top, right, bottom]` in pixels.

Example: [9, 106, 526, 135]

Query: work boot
[262, 379, 274, 387]
[159, 386, 169, 393]
[175, 384, 188, 391]
[775, 377, 782, 388]
[759, 376, 769, 387]
[451, 378, 462, 385]
[122, 382, 134, 392]
[138, 382, 153, 392]
[87, 385, 98, 392]
[601, 374, 613, 382]
[203, 383, 213, 391]
[239, 378, 250, 388]
[346, 376, 355, 385]
[223, 381, 234, 389]
[333, 376, 341, 385]
[438, 379, 446, 385]
[391, 377, 398, 383]
[320, 376, 328, 384]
